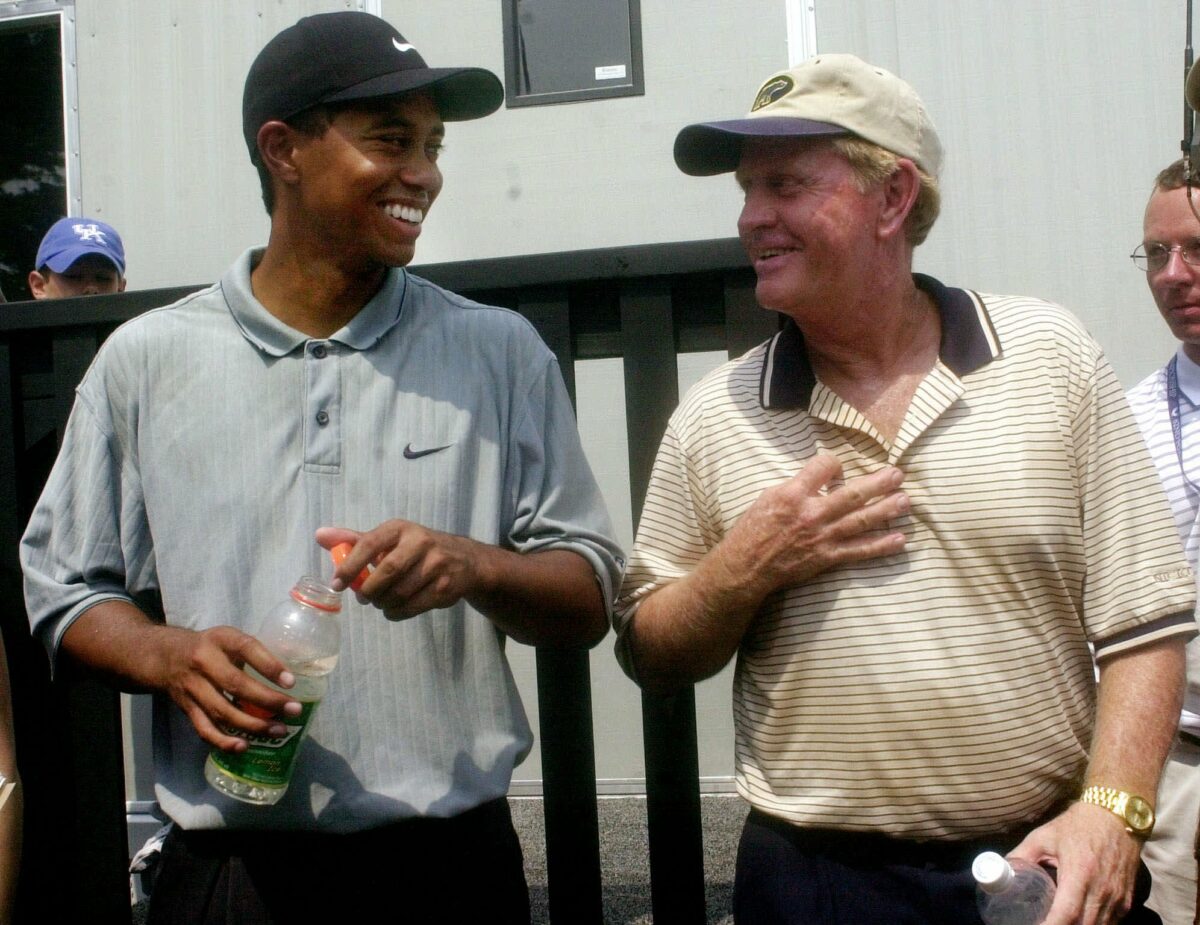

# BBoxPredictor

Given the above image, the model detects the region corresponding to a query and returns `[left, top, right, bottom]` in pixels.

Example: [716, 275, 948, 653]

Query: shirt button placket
[305, 341, 340, 469]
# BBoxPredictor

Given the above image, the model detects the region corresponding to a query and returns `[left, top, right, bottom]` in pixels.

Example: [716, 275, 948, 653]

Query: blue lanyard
[1165, 355, 1200, 498]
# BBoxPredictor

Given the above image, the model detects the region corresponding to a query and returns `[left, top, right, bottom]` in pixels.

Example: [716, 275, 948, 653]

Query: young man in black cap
[21, 13, 621, 923]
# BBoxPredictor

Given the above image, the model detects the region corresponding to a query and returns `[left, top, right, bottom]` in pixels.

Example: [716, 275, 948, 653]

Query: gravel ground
[515, 793, 744, 924]
[132, 793, 746, 924]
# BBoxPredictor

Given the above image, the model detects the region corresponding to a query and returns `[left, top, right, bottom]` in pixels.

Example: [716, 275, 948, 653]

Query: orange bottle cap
[330, 542, 370, 592]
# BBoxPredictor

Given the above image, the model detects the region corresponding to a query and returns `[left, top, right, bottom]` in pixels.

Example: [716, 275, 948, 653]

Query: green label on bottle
[209, 700, 319, 787]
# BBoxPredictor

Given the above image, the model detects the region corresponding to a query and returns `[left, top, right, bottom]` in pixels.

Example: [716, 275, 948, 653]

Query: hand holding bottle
[205, 576, 342, 805]
[974, 851, 1056, 925]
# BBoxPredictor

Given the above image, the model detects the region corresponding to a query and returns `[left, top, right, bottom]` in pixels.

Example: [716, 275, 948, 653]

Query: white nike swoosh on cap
[393, 39, 415, 53]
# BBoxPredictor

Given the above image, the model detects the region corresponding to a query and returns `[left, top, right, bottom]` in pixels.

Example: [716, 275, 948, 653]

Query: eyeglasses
[1131, 239, 1200, 272]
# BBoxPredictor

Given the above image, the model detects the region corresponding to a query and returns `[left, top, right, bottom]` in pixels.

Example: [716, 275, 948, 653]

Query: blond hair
[831, 136, 941, 246]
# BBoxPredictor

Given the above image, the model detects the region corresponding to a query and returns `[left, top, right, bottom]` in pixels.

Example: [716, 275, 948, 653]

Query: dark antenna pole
[1186, 0, 1195, 180]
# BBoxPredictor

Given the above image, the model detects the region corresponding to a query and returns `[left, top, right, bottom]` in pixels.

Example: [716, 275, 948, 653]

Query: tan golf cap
[673, 53, 943, 178]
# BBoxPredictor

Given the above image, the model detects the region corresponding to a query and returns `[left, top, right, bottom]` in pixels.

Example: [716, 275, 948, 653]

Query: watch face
[1126, 796, 1155, 832]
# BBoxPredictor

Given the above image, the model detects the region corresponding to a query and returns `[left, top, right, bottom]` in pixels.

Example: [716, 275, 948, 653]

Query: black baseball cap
[242, 12, 504, 157]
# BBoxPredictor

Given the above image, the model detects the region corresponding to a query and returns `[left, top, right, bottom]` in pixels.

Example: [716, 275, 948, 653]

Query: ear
[117, 277, 127, 293]
[257, 120, 303, 190]
[28, 270, 49, 300]
[877, 158, 921, 243]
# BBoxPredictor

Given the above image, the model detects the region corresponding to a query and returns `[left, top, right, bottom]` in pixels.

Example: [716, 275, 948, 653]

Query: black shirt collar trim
[760, 274, 998, 410]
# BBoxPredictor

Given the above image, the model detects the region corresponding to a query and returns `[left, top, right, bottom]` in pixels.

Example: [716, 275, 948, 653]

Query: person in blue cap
[27, 216, 126, 299]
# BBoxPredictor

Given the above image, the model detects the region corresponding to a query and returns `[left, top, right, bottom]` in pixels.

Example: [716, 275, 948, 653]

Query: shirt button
[316, 411, 330, 426]
[312, 344, 328, 359]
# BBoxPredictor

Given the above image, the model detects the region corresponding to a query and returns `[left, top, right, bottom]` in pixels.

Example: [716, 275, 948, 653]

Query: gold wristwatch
[1078, 786, 1155, 837]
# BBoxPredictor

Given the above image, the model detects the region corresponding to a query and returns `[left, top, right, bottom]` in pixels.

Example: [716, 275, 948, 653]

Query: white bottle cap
[972, 851, 1015, 893]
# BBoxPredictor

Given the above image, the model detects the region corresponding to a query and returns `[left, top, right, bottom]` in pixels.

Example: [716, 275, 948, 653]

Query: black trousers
[147, 798, 530, 925]
[734, 808, 1159, 925]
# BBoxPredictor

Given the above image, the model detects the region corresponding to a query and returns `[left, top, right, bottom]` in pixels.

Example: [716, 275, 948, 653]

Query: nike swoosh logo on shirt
[403, 443, 452, 460]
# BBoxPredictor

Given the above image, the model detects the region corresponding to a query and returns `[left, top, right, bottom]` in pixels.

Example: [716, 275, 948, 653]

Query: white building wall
[815, 0, 1187, 386]
[383, 0, 786, 262]
[73, 0, 786, 289]
[74, 0, 355, 290]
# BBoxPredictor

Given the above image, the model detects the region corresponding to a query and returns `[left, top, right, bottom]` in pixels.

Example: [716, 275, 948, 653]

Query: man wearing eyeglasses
[1126, 158, 1200, 925]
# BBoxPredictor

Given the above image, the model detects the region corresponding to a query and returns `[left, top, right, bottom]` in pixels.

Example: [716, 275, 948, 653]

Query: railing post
[520, 289, 605, 925]
[1, 325, 132, 924]
[620, 278, 707, 925]
[51, 328, 133, 924]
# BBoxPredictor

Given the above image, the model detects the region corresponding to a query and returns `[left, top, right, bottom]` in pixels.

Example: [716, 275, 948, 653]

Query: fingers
[1016, 807, 1139, 925]
[316, 526, 367, 592]
[722, 459, 909, 597]
[314, 525, 361, 549]
[330, 520, 477, 619]
[161, 626, 299, 751]
[813, 462, 906, 520]
[791, 452, 846, 494]
[802, 463, 908, 559]
[370, 533, 473, 617]
[821, 517, 907, 567]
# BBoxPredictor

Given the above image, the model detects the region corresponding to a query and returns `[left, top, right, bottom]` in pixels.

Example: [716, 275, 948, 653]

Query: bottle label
[208, 700, 319, 788]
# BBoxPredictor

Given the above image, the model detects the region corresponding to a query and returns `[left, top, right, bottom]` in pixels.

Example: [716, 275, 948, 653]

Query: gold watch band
[1078, 785, 1155, 837]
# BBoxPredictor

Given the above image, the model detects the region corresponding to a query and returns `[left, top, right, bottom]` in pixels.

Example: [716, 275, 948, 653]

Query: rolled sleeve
[506, 355, 624, 616]
[20, 371, 154, 669]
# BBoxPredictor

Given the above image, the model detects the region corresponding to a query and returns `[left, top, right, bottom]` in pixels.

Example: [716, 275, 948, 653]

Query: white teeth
[384, 203, 424, 224]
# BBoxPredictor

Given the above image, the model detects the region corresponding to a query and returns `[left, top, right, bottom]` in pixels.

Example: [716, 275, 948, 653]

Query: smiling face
[735, 137, 885, 323]
[1143, 185, 1200, 362]
[287, 92, 445, 271]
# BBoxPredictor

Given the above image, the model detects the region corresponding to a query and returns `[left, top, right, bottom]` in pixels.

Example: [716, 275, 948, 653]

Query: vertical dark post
[49, 328, 133, 925]
[519, 289, 604, 925]
[0, 334, 58, 922]
[620, 279, 706, 924]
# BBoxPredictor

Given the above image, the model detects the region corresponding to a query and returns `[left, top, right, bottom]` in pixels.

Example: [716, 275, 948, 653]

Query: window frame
[1, 1, 80, 212]
[500, 0, 645, 108]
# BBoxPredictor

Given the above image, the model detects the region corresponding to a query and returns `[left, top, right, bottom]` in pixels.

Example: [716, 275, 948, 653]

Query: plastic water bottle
[972, 851, 1056, 925]
[204, 575, 341, 804]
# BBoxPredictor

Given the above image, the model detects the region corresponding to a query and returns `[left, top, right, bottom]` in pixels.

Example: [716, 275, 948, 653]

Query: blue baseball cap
[35, 217, 126, 275]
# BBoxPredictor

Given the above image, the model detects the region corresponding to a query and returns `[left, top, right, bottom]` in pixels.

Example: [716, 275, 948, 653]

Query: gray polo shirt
[22, 248, 623, 832]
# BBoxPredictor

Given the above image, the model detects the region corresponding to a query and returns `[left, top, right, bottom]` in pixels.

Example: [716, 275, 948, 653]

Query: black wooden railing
[0, 238, 775, 924]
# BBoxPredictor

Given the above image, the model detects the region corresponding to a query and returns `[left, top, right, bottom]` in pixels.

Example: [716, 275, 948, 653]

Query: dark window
[0, 13, 66, 303]
[502, 0, 644, 107]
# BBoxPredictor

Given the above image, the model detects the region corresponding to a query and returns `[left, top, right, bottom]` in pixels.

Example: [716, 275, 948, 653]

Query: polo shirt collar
[220, 248, 408, 357]
[760, 273, 1000, 409]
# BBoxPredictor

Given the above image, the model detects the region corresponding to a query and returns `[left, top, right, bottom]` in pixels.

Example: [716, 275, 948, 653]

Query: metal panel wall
[68, 0, 785, 290]
[815, 1, 1187, 387]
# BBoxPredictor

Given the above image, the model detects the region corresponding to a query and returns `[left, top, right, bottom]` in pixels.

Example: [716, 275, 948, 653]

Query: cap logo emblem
[751, 76, 793, 112]
[392, 38, 416, 53]
[72, 223, 108, 244]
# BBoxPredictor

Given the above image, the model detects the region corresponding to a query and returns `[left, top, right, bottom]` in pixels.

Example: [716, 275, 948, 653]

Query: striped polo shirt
[616, 275, 1196, 840]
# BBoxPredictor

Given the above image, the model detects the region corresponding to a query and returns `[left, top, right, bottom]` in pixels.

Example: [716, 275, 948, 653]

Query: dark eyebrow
[369, 115, 445, 139]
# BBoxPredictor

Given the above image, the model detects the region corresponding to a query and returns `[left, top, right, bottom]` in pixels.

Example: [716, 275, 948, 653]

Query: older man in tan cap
[615, 53, 1195, 924]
